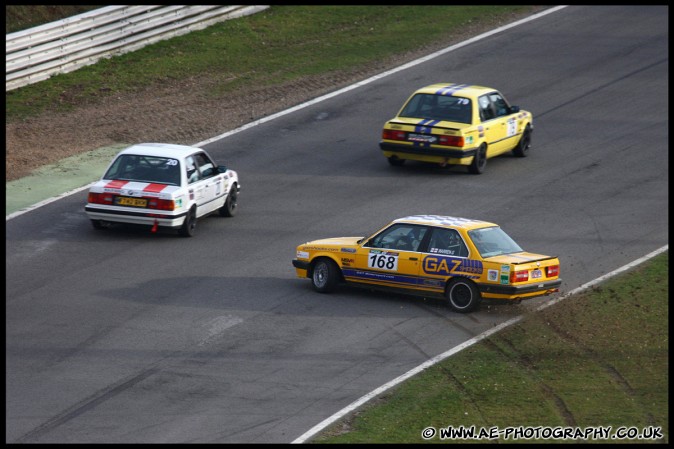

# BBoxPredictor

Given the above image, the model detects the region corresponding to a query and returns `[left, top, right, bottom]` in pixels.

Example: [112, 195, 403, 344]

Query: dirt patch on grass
[5, 8, 548, 183]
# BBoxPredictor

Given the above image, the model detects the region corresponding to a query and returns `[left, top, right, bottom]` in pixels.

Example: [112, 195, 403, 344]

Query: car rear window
[400, 94, 472, 124]
[468, 226, 523, 258]
[104, 154, 181, 185]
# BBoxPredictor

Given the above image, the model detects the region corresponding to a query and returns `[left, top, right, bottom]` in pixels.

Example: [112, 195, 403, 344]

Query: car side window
[194, 152, 216, 178]
[368, 224, 428, 252]
[186, 155, 200, 184]
[428, 228, 468, 257]
[478, 95, 495, 122]
[489, 92, 510, 118]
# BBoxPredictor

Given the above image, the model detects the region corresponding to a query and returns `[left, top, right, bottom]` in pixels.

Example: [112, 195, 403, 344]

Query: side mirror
[217, 165, 228, 173]
[510, 105, 520, 113]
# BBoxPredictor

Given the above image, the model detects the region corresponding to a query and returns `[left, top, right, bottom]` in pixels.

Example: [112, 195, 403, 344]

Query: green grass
[6, 5, 539, 122]
[313, 252, 668, 444]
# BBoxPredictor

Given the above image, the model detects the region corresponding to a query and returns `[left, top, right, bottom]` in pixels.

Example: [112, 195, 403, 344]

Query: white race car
[85, 143, 240, 237]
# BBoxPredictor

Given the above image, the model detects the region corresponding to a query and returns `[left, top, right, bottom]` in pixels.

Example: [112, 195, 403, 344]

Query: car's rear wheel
[219, 185, 238, 217]
[446, 278, 482, 313]
[387, 156, 406, 166]
[513, 124, 532, 157]
[468, 144, 487, 174]
[179, 207, 197, 237]
[311, 258, 340, 293]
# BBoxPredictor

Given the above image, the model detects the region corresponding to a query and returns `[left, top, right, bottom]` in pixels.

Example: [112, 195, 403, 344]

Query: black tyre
[446, 278, 482, 313]
[219, 185, 238, 217]
[513, 124, 532, 157]
[179, 208, 197, 237]
[91, 219, 104, 230]
[387, 156, 406, 166]
[311, 258, 340, 293]
[468, 144, 487, 174]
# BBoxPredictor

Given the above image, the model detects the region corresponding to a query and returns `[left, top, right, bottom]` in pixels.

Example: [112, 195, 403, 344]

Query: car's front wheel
[179, 207, 197, 237]
[468, 144, 487, 174]
[446, 278, 482, 313]
[513, 124, 532, 157]
[219, 184, 238, 217]
[311, 258, 340, 293]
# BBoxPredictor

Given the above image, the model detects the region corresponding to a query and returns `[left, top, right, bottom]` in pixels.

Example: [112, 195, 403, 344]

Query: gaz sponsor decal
[488, 269, 499, 282]
[368, 250, 399, 271]
[422, 255, 483, 276]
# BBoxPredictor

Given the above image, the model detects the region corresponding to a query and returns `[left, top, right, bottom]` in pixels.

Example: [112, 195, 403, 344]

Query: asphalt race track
[5, 6, 668, 443]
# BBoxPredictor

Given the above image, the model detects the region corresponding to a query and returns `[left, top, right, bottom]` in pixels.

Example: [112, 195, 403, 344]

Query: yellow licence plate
[115, 196, 147, 207]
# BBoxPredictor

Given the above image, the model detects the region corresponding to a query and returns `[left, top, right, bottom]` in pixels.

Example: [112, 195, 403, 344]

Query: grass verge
[6, 5, 540, 122]
[313, 252, 668, 444]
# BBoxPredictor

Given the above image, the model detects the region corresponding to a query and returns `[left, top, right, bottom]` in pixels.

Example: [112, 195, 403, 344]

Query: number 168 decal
[368, 250, 399, 271]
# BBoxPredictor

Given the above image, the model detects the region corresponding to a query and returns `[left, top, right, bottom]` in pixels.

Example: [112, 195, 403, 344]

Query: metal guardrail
[5, 5, 269, 91]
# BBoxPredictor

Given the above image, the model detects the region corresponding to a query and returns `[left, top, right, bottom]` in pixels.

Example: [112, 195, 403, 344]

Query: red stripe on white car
[143, 183, 170, 193]
[105, 180, 129, 189]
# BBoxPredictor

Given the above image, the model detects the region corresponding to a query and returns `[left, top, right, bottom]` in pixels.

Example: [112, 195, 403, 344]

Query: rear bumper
[478, 279, 562, 299]
[85, 205, 187, 228]
[380, 142, 477, 160]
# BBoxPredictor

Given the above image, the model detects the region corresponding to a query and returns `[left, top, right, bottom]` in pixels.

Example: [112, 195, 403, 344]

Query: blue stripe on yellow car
[411, 119, 440, 148]
[415, 119, 439, 133]
[342, 269, 421, 287]
[342, 267, 481, 291]
[435, 84, 470, 96]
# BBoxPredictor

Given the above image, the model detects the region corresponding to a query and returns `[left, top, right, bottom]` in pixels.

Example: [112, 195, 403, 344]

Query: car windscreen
[399, 94, 472, 124]
[104, 154, 181, 186]
[468, 226, 523, 258]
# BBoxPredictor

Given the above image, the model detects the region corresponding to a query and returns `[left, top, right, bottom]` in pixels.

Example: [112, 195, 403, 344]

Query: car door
[356, 223, 429, 290]
[479, 92, 519, 156]
[193, 152, 224, 215]
[184, 155, 206, 211]
[420, 227, 481, 291]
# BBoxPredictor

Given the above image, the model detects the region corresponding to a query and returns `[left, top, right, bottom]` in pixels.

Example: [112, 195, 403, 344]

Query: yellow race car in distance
[292, 215, 560, 313]
[379, 83, 533, 174]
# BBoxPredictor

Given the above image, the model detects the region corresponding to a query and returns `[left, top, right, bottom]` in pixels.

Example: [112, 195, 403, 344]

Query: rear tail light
[546, 265, 560, 277]
[89, 192, 174, 211]
[88, 192, 114, 205]
[510, 269, 529, 283]
[438, 135, 465, 147]
[382, 129, 407, 141]
[147, 198, 175, 211]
